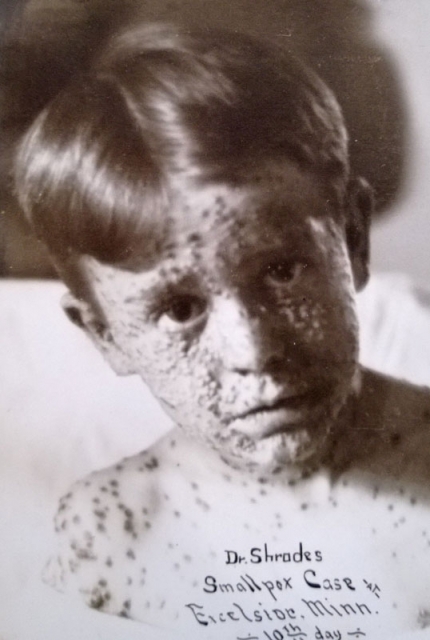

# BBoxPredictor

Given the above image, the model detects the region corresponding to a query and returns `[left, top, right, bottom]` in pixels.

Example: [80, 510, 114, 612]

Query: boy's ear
[61, 292, 134, 376]
[345, 176, 374, 291]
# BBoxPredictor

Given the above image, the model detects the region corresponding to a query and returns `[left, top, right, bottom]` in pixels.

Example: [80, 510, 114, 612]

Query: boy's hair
[13, 22, 348, 269]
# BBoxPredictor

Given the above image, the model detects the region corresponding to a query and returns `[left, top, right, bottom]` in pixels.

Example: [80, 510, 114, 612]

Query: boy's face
[75, 163, 366, 474]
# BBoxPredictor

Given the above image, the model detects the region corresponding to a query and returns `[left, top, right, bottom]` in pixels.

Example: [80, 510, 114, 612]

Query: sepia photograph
[1, 1, 430, 639]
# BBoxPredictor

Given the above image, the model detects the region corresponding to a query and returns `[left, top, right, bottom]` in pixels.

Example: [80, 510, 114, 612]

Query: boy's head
[13, 23, 373, 474]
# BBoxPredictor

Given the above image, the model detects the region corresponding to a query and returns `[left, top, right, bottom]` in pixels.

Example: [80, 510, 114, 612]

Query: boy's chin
[217, 425, 331, 477]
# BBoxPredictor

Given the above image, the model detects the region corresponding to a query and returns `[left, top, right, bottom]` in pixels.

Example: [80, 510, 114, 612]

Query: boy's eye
[159, 294, 207, 326]
[266, 260, 307, 285]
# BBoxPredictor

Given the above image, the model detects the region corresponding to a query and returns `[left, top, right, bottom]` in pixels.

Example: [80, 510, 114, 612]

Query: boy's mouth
[237, 382, 331, 418]
[238, 387, 327, 417]
[228, 385, 331, 440]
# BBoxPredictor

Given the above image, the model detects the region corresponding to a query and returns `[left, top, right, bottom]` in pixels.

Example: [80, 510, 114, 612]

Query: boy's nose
[209, 295, 280, 375]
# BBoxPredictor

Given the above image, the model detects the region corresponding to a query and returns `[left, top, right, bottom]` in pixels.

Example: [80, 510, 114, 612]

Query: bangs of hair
[14, 75, 168, 265]
[179, 31, 349, 185]
[97, 24, 349, 185]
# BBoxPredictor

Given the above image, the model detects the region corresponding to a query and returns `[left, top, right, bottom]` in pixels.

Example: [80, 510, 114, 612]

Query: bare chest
[98, 466, 430, 638]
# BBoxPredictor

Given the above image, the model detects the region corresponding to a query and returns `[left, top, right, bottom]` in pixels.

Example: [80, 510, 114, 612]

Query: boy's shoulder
[331, 368, 430, 486]
[49, 428, 200, 526]
[42, 428, 227, 617]
[42, 431, 178, 608]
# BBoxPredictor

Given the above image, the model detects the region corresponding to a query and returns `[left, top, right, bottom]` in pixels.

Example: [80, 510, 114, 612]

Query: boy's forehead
[80, 164, 337, 294]
[83, 185, 337, 294]
[166, 165, 330, 248]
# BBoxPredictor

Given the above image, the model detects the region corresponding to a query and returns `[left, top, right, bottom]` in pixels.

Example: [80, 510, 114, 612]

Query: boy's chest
[103, 468, 430, 638]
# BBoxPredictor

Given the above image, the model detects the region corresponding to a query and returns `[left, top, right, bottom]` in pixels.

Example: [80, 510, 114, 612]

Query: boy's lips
[236, 384, 329, 418]
[227, 385, 330, 440]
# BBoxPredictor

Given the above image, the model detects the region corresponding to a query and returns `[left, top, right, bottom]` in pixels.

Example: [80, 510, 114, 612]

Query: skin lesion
[49, 170, 430, 630]
[45, 372, 430, 629]
[76, 170, 361, 475]
[44, 458, 165, 615]
[418, 609, 430, 629]
[14, 16, 428, 630]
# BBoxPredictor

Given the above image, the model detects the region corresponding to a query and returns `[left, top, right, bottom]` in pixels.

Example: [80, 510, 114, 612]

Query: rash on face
[81, 164, 361, 474]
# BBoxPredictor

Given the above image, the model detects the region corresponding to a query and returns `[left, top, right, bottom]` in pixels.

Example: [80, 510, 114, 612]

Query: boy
[13, 22, 430, 639]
